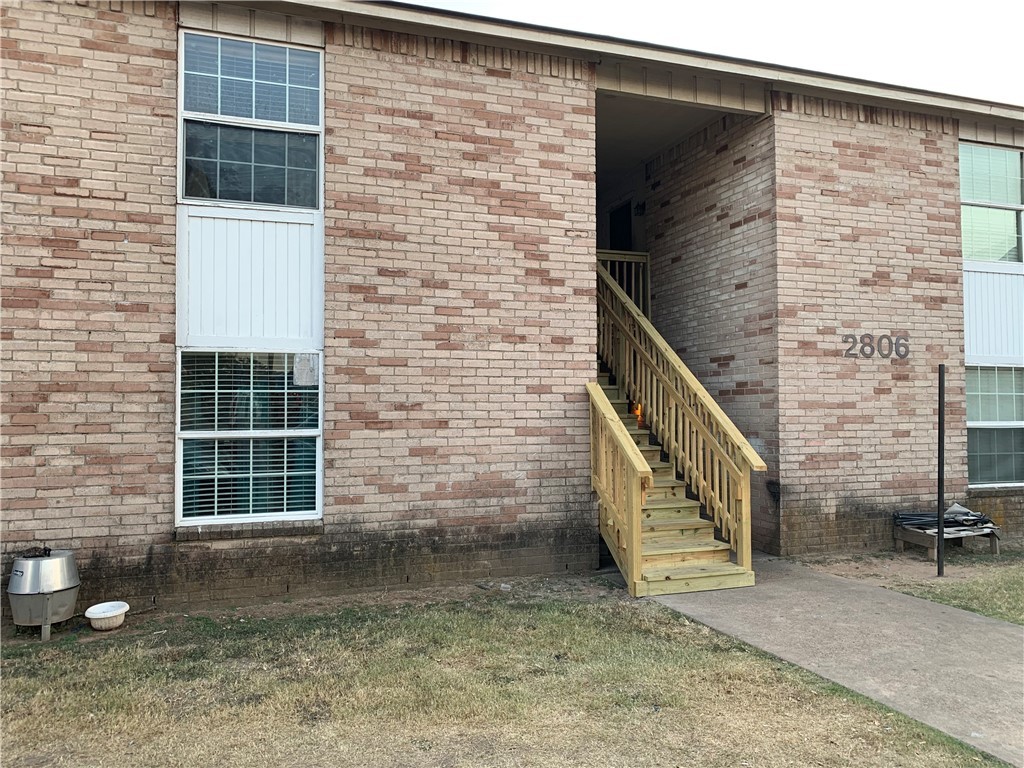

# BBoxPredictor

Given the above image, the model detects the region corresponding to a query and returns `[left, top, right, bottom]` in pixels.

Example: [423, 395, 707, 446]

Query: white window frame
[175, 30, 327, 525]
[174, 349, 325, 526]
[961, 144, 1024, 488]
[176, 28, 325, 215]
[965, 366, 1024, 489]
[961, 142, 1024, 275]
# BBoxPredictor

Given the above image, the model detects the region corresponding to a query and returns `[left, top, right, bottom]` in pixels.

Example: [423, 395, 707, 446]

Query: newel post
[737, 467, 753, 571]
[627, 475, 647, 592]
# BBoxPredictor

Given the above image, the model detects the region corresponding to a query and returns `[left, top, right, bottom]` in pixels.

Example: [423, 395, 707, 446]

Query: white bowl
[85, 601, 130, 631]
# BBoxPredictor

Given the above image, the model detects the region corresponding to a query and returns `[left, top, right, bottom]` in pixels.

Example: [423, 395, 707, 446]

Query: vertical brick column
[318, 25, 599, 583]
[773, 94, 966, 554]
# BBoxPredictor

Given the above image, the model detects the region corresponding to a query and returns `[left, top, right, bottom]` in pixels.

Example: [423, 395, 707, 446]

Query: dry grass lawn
[1, 575, 1003, 767]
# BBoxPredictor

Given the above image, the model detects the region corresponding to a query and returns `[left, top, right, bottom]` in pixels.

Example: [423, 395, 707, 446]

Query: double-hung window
[181, 32, 321, 209]
[961, 144, 1024, 486]
[960, 144, 1022, 265]
[179, 351, 321, 520]
[176, 31, 325, 524]
[966, 368, 1024, 485]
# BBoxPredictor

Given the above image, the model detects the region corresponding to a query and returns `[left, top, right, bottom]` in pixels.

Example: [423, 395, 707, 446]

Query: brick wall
[317, 23, 598, 591]
[1, 1, 179, 588]
[2, 2, 599, 608]
[773, 93, 967, 554]
[626, 98, 969, 556]
[967, 489, 1023, 542]
[642, 115, 781, 551]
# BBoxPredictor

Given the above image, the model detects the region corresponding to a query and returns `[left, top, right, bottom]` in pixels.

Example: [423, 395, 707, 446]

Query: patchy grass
[1, 576, 1002, 767]
[885, 557, 1024, 625]
[801, 544, 1024, 625]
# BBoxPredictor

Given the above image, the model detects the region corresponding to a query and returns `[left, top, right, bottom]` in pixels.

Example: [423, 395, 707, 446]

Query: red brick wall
[773, 93, 967, 554]
[642, 114, 782, 551]
[2, 3, 599, 607]
[1, 2, 179, 568]
[631, 99, 968, 556]
[967, 489, 1023, 542]
[320, 24, 598, 582]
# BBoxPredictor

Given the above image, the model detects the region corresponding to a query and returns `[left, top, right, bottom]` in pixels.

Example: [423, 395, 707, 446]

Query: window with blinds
[177, 351, 322, 521]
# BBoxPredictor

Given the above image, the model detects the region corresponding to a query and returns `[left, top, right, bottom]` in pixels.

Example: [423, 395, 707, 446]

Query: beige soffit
[262, 0, 1024, 123]
[180, 3, 324, 45]
[959, 120, 1024, 149]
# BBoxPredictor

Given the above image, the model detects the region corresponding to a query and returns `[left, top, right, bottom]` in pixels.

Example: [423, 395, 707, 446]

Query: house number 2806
[841, 334, 909, 359]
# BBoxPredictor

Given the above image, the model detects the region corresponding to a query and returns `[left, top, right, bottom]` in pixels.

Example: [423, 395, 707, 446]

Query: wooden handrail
[597, 249, 649, 263]
[586, 381, 652, 591]
[597, 249, 651, 318]
[598, 265, 766, 471]
[596, 264, 766, 571]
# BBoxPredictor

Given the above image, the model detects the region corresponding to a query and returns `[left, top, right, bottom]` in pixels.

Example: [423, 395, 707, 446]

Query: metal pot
[7, 549, 80, 641]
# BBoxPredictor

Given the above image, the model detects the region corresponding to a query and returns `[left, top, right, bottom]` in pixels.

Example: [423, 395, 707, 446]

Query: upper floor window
[960, 144, 1023, 263]
[180, 32, 322, 209]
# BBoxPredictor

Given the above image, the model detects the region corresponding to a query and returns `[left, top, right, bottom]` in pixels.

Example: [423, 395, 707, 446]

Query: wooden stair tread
[642, 497, 700, 510]
[595, 352, 757, 597]
[643, 562, 750, 582]
[643, 539, 730, 556]
[650, 474, 686, 487]
[643, 518, 714, 532]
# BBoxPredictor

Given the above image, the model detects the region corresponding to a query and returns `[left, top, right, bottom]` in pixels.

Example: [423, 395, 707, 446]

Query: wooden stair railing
[586, 381, 652, 589]
[596, 264, 767, 571]
[597, 249, 650, 317]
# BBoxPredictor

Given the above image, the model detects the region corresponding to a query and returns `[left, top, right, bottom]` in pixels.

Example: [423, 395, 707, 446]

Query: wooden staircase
[596, 373, 755, 596]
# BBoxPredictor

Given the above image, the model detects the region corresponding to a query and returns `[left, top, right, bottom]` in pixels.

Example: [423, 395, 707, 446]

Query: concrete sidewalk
[656, 556, 1024, 766]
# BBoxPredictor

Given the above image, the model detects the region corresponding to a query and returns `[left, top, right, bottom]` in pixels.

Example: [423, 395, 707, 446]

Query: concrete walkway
[656, 556, 1024, 766]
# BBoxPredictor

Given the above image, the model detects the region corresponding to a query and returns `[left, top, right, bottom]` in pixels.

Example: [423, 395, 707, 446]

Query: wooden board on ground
[894, 525, 1000, 561]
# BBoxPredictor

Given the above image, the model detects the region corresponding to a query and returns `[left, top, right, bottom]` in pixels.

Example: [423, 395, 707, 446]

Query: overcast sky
[401, 0, 1023, 107]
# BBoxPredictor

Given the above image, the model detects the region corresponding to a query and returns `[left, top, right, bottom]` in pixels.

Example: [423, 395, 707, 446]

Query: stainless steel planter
[7, 549, 80, 641]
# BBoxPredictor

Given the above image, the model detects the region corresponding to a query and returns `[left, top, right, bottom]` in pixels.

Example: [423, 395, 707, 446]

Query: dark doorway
[609, 201, 632, 251]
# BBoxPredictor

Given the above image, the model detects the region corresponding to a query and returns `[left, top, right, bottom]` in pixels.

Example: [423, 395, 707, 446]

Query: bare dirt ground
[794, 540, 1024, 625]
[2, 573, 631, 653]
[801, 550, 974, 585]
[797, 539, 1018, 584]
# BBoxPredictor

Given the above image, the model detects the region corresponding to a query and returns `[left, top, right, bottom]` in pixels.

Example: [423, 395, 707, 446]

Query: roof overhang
[259, 0, 1023, 125]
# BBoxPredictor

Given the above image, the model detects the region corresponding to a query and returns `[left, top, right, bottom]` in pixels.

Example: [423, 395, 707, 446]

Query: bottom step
[634, 562, 754, 596]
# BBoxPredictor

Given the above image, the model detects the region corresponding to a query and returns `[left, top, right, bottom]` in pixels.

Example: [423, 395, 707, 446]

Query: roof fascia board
[265, 0, 1022, 122]
[251, 0, 600, 59]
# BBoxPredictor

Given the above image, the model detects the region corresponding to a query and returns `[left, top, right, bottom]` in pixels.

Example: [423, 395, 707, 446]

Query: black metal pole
[937, 364, 945, 577]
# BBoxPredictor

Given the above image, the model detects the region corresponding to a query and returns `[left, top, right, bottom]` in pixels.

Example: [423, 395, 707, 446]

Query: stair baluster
[592, 264, 767, 595]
